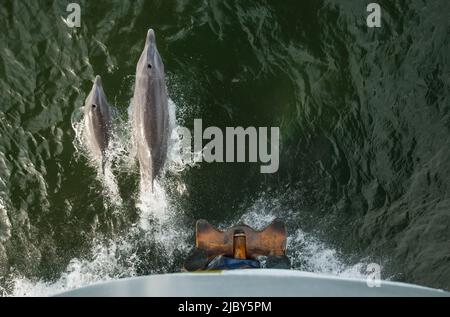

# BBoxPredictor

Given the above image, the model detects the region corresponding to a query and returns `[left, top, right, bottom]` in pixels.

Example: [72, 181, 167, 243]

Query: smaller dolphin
[84, 75, 112, 173]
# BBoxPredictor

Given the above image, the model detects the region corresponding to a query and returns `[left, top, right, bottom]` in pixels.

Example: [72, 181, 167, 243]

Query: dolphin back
[132, 29, 169, 186]
[84, 75, 112, 170]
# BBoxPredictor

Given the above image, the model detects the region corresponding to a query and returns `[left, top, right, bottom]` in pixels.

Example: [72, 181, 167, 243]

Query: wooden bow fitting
[195, 218, 286, 260]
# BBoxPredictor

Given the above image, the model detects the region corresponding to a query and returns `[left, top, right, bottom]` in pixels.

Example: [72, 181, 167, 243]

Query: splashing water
[4, 96, 195, 297]
[236, 198, 374, 280]
[6, 178, 377, 296]
[6, 92, 374, 296]
[10, 238, 139, 297]
[166, 99, 202, 174]
[71, 107, 124, 207]
[136, 180, 169, 227]
[6, 190, 375, 296]
[0, 197, 12, 244]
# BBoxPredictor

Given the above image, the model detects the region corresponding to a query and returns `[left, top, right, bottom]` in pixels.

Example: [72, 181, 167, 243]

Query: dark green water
[0, 0, 449, 295]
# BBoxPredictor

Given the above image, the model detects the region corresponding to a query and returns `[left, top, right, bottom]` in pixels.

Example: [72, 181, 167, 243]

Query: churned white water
[0, 197, 12, 243]
[8, 195, 371, 296]
[7, 99, 371, 297]
[7, 97, 191, 297]
[236, 198, 372, 279]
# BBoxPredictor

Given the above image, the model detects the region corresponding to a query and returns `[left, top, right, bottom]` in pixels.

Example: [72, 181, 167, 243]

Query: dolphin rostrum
[84, 75, 112, 173]
[132, 29, 169, 189]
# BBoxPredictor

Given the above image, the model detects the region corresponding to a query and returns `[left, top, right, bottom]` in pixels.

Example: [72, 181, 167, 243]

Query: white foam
[136, 179, 170, 227]
[10, 237, 139, 297]
[71, 107, 123, 207]
[6, 97, 193, 297]
[0, 197, 11, 243]
[288, 229, 368, 278]
[236, 199, 370, 279]
[9, 220, 190, 297]
[8, 98, 370, 296]
[166, 99, 202, 173]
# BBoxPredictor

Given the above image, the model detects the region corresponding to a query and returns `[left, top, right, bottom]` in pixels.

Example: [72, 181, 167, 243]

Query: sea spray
[6, 98, 193, 296]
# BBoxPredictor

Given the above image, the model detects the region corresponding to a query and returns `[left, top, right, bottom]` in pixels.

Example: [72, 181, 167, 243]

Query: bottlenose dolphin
[132, 29, 169, 189]
[84, 75, 112, 173]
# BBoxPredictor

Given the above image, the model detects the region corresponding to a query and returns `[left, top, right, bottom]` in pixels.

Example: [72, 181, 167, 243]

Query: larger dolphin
[132, 29, 169, 189]
[84, 75, 112, 173]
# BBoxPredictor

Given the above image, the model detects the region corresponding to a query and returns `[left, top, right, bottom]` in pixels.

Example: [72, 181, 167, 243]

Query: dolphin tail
[139, 169, 154, 192]
[101, 154, 107, 175]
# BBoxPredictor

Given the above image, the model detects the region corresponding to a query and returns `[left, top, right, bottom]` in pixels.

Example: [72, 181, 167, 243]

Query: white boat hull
[57, 269, 448, 297]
